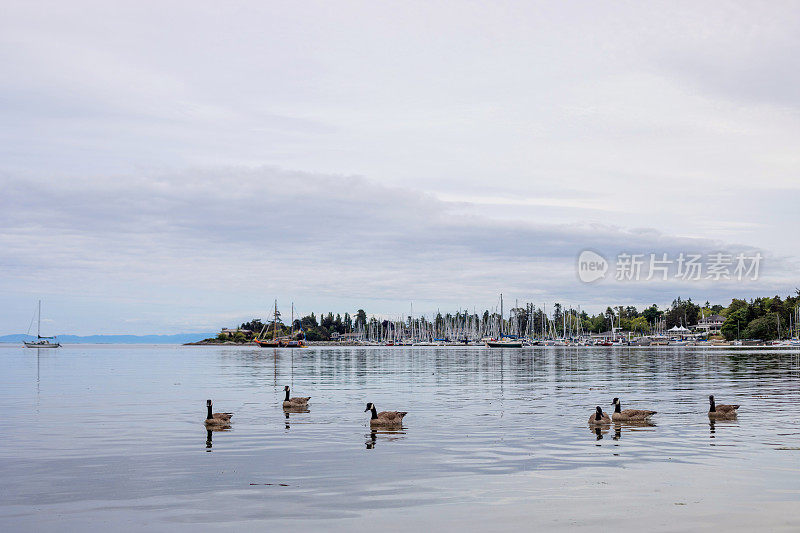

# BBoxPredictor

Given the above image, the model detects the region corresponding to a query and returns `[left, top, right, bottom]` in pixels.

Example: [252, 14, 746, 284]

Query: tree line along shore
[189, 292, 800, 345]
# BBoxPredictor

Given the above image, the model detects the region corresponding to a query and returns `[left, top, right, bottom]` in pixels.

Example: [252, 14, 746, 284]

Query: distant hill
[0, 333, 216, 344]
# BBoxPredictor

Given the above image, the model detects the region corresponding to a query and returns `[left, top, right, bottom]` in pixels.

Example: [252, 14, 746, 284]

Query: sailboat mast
[274, 300, 278, 340]
[38, 299, 41, 339]
[500, 293, 503, 337]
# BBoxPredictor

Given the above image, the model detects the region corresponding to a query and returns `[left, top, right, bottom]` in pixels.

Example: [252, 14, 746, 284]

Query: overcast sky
[1, 1, 798, 334]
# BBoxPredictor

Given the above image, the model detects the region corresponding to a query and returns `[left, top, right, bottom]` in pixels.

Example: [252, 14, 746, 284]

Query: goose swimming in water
[283, 386, 310, 408]
[204, 400, 233, 427]
[611, 397, 656, 422]
[588, 406, 611, 425]
[708, 395, 739, 419]
[364, 402, 407, 428]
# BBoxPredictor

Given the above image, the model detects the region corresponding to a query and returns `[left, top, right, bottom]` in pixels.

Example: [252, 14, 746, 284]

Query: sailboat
[282, 303, 306, 348]
[254, 301, 306, 348]
[255, 300, 284, 348]
[485, 294, 523, 348]
[24, 300, 61, 348]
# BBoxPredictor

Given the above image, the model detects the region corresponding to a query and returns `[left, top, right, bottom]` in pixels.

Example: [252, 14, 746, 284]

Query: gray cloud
[1, 3, 798, 333]
[0, 166, 793, 334]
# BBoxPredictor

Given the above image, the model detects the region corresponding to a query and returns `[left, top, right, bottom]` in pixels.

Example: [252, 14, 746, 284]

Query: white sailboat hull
[24, 341, 61, 348]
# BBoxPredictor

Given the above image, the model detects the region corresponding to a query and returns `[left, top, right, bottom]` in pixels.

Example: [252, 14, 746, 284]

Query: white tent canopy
[668, 325, 690, 332]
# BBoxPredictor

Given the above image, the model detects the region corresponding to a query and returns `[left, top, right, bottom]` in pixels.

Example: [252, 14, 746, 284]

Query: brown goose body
[282, 386, 310, 408]
[708, 395, 739, 419]
[588, 406, 611, 425]
[204, 400, 233, 427]
[365, 403, 407, 427]
[611, 398, 656, 422]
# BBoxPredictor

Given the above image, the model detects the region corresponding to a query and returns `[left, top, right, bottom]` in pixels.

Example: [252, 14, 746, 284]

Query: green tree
[355, 309, 367, 330]
[629, 316, 649, 333]
[240, 319, 264, 335]
[301, 313, 318, 329]
[665, 297, 700, 328]
[721, 308, 749, 340]
[553, 303, 563, 331]
[742, 315, 785, 341]
[305, 328, 326, 341]
[642, 304, 662, 325]
[724, 299, 748, 317]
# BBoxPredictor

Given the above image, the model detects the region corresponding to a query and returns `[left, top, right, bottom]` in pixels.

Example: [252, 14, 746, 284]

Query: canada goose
[708, 395, 739, 419]
[204, 399, 233, 427]
[588, 406, 611, 425]
[283, 386, 310, 408]
[611, 397, 656, 422]
[364, 402, 407, 427]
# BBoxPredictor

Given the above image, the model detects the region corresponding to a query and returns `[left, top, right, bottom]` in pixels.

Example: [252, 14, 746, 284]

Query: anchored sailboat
[485, 293, 523, 348]
[254, 301, 306, 348]
[24, 300, 61, 348]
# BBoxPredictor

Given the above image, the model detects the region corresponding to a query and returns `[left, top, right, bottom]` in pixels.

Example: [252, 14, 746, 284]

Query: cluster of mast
[354, 295, 591, 344]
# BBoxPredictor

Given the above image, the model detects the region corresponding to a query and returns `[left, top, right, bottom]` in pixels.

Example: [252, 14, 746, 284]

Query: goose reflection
[591, 426, 608, 441]
[365, 428, 407, 449]
[610, 420, 656, 441]
[205, 426, 230, 450]
[282, 405, 310, 414]
[283, 405, 310, 430]
[708, 417, 738, 440]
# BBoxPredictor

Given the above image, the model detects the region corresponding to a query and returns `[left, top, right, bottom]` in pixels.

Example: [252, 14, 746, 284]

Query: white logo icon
[577, 250, 608, 283]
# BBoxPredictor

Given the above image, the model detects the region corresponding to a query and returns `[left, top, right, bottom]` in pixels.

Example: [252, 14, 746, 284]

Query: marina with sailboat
[206, 293, 800, 349]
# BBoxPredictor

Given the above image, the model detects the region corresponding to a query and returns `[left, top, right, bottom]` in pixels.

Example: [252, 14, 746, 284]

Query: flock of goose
[589, 395, 740, 425]
[206, 389, 738, 430]
[204, 386, 408, 429]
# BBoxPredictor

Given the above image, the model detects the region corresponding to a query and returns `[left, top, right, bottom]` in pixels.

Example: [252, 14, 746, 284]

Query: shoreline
[183, 339, 364, 346]
[181, 340, 797, 348]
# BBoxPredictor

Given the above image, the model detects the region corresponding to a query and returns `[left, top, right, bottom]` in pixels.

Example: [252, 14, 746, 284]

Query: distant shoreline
[0, 333, 215, 344]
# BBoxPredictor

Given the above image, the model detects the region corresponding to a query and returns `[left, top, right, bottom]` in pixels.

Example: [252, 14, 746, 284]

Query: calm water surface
[2, 344, 800, 531]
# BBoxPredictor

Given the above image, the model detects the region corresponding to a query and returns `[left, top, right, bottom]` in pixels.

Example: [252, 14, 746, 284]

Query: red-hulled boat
[255, 300, 306, 348]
